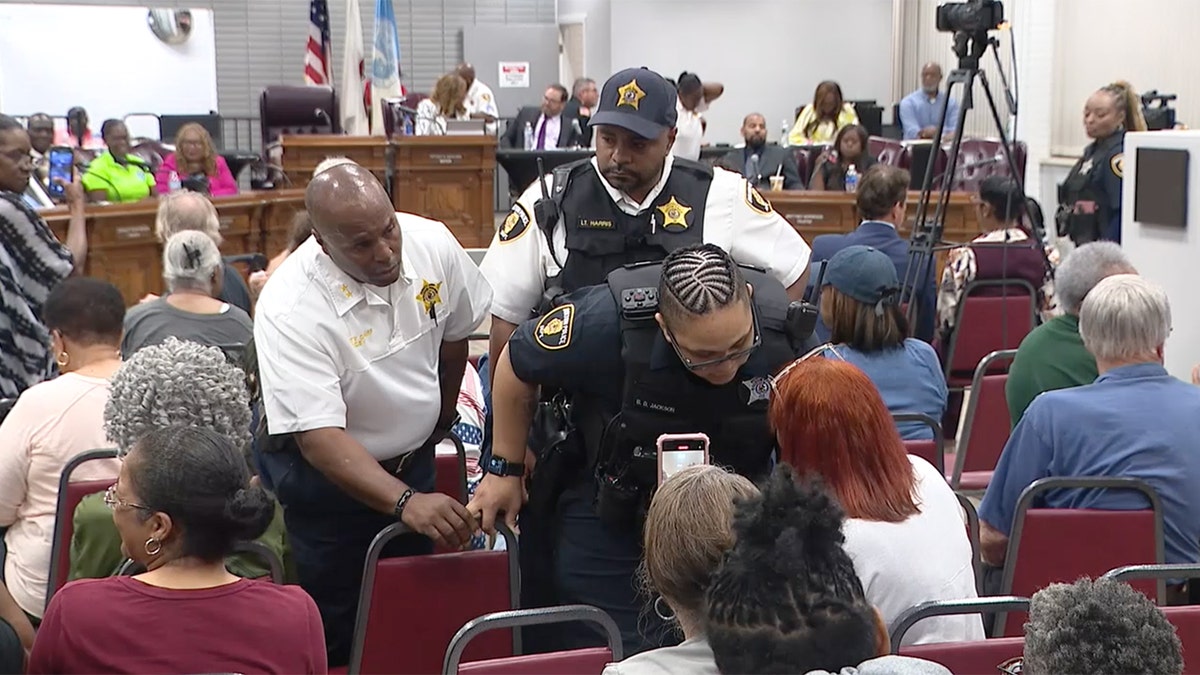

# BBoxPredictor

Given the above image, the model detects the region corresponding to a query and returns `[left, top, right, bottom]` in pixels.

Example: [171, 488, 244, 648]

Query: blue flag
[370, 0, 403, 133]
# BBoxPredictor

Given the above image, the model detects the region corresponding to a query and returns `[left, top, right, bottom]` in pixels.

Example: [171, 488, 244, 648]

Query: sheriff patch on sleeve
[1110, 153, 1124, 178]
[499, 203, 531, 243]
[534, 303, 575, 350]
[745, 182, 774, 215]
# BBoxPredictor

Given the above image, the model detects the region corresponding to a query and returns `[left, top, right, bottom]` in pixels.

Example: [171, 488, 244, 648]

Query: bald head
[455, 63, 476, 88]
[305, 162, 402, 286]
[155, 190, 222, 245]
[921, 63, 944, 95]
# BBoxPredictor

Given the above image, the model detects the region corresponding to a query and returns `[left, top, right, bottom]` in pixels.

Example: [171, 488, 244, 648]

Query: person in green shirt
[81, 120, 155, 203]
[1006, 241, 1135, 426]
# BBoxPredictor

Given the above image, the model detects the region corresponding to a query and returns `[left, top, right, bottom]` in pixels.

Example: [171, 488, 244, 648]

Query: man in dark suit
[809, 164, 936, 341]
[715, 113, 802, 191]
[502, 83, 582, 149]
[562, 77, 599, 147]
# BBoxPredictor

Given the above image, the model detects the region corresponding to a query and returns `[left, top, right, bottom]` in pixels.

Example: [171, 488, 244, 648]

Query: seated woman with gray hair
[122, 229, 253, 361]
[69, 337, 285, 583]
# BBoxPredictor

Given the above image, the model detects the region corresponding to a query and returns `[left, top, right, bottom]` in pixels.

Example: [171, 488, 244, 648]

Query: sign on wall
[498, 62, 530, 88]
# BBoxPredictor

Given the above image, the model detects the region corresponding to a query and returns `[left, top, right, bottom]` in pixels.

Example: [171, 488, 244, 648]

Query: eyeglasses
[771, 342, 846, 388]
[664, 302, 762, 372]
[997, 657, 1023, 674]
[104, 484, 151, 512]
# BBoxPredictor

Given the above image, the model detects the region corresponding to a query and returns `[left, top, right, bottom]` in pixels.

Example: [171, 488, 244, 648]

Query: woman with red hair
[769, 356, 982, 647]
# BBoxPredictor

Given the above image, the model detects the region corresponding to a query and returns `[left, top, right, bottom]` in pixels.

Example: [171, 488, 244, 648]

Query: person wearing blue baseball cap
[816, 245, 947, 440]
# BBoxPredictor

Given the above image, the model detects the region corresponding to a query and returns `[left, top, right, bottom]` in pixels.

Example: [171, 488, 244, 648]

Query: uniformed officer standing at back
[469, 243, 810, 656]
[1057, 80, 1147, 246]
[479, 67, 813, 371]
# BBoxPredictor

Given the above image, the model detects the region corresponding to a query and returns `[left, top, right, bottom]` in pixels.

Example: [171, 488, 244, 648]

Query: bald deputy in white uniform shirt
[479, 66, 812, 372]
[253, 158, 491, 666]
[456, 62, 499, 134]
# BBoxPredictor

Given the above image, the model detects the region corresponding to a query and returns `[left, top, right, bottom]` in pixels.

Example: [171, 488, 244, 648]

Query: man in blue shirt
[899, 63, 960, 141]
[979, 274, 1200, 570]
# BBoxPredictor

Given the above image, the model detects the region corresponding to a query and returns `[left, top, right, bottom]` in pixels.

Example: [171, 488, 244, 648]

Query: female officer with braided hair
[469, 242, 806, 656]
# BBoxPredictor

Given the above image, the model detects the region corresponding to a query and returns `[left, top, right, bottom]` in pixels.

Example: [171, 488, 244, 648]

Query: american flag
[304, 0, 333, 86]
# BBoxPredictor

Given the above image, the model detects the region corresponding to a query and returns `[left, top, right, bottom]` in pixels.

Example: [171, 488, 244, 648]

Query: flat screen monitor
[1134, 147, 1189, 228]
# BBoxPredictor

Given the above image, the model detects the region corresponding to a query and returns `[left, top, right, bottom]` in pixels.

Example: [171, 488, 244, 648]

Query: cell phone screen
[658, 436, 709, 484]
[47, 148, 73, 199]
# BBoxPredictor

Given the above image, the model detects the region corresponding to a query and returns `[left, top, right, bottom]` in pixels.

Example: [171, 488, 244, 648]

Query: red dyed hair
[769, 358, 918, 523]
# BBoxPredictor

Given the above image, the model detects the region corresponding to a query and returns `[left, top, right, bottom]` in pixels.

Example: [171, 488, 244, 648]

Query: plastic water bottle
[845, 164, 859, 193]
[403, 115, 414, 136]
[168, 171, 181, 192]
[523, 122, 534, 150]
[780, 119, 791, 148]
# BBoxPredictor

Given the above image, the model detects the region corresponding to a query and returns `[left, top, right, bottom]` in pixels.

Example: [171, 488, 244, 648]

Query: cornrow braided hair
[658, 243, 748, 321]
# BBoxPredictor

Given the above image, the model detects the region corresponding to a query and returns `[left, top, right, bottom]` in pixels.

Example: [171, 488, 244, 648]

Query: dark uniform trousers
[257, 442, 435, 667]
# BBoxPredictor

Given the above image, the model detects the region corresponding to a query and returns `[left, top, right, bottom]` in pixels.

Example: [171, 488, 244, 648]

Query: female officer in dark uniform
[1057, 81, 1147, 245]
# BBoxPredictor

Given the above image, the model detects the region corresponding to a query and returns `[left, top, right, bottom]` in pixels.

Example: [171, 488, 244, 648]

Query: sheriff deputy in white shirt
[253, 158, 492, 667]
[478, 66, 812, 372]
[456, 62, 499, 134]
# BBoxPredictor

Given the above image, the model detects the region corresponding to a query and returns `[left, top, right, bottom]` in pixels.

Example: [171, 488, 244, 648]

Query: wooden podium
[391, 136, 495, 248]
[279, 135, 389, 187]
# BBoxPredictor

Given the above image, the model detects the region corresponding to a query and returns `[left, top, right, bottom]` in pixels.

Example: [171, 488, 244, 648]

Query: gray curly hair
[1023, 578, 1183, 675]
[104, 337, 252, 455]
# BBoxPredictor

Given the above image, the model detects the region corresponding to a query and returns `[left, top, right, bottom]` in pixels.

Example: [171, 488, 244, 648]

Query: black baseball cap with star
[589, 67, 679, 139]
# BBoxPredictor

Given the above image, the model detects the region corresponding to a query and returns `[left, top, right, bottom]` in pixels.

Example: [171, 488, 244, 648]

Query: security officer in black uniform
[478, 66, 812, 374]
[1057, 81, 1147, 246]
[468, 243, 813, 656]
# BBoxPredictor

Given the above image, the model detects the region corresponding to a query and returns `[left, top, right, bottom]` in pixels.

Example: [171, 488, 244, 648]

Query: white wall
[558, 0, 611, 82]
[1121, 130, 1200, 381]
[607, 0, 894, 146]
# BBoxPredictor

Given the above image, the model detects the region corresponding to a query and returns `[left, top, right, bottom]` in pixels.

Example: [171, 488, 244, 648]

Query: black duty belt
[379, 441, 434, 476]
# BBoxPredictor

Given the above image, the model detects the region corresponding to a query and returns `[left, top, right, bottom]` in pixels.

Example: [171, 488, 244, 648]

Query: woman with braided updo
[471, 242, 803, 656]
[121, 229, 252, 360]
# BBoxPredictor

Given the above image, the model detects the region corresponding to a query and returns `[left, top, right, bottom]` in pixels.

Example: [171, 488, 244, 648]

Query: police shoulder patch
[1110, 153, 1124, 179]
[534, 303, 575, 350]
[745, 182, 774, 215]
[499, 203, 531, 243]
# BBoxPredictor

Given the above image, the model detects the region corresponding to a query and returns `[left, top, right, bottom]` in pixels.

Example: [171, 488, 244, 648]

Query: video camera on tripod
[936, 0, 1004, 34]
[1141, 89, 1178, 131]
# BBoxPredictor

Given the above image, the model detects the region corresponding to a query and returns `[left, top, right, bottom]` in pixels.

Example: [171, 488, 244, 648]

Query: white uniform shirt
[671, 99, 707, 161]
[255, 214, 493, 460]
[465, 79, 499, 135]
[479, 154, 812, 324]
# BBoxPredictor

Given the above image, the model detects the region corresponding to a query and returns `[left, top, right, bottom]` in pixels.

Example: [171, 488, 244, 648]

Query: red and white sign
[498, 61, 530, 88]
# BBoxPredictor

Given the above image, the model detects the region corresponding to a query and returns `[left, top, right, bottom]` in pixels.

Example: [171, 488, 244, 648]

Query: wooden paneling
[393, 136, 495, 248]
[280, 135, 390, 187]
[43, 190, 306, 304]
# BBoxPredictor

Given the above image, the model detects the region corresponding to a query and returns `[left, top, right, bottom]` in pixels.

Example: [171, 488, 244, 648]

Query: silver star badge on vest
[743, 376, 771, 404]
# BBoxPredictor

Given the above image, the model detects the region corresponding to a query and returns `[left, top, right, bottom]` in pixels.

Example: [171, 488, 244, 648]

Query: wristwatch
[485, 455, 525, 478]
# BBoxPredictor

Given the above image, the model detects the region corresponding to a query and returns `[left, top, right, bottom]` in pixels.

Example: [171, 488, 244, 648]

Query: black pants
[258, 444, 435, 668]
[523, 481, 676, 657]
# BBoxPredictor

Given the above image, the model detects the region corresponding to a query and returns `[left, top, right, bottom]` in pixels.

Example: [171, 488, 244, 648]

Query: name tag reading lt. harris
[578, 218, 615, 230]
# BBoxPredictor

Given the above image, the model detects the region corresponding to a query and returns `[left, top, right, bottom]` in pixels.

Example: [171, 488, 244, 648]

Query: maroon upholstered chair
[942, 279, 1036, 388]
[45, 448, 119, 611]
[890, 596, 1027, 652]
[950, 138, 1030, 192]
[444, 606, 622, 675]
[957, 493, 984, 594]
[869, 136, 907, 167]
[436, 432, 469, 505]
[951, 349, 1017, 491]
[895, 412, 944, 475]
[259, 85, 339, 150]
[791, 145, 819, 185]
[1163, 606, 1200, 670]
[901, 637, 1026, 673]
[994, 476, 1164, 637]
[348, 523, 519, 674]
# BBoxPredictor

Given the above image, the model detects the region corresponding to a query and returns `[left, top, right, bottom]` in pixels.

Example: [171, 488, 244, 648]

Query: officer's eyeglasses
[771, 342, 846, 389]
[665, 303, 761, 372]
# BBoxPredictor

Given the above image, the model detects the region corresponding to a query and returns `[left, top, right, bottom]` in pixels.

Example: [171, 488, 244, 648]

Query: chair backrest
[943, 279, 1036, 379]
[231, 540, 285, 583]
[259, 85, 339, 150]
[436, 432, 469, 504]
[890, 596, 1028, 652]
[869, 136, 908, 167]
[894, 412, 944, 475]
[444, 605, 622, 675]
[1102, 563, 1200, 590]
[160, 113, 224, 148]
[996, 476, 1165, 637]
[956, 493, 983, 595]
[349, 523, 520, 674]
[1162, 606, 1200, 671]
[951, 349, 1016, 487]
[46, 448, 119, 610]
[900, 637, 1026, 674]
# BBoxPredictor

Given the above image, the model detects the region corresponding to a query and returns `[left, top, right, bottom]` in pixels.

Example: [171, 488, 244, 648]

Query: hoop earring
[55, 351, 69, 368]
[654, 596, 676, 622]
[144, 537, 162, 557]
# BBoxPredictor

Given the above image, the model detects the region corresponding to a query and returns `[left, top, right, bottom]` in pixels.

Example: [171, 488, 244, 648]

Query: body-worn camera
[936, 0, 1004, 34]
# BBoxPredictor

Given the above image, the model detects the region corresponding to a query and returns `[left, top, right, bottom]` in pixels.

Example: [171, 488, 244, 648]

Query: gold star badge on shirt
[656, 196, 692, 232]
[417, 280, 442, 325]
[617, 79, 646, 110]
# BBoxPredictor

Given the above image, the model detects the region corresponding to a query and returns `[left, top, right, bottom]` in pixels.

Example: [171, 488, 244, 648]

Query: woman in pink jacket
[155, 123, 238, 197]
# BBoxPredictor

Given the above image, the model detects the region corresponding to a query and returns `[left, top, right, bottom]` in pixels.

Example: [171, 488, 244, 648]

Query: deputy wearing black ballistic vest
[469, 244, 808, 656]
[478, 67, 812, 375]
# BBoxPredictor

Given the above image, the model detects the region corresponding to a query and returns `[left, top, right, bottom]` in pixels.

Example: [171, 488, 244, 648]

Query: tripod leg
[977, 71, 1045, 243]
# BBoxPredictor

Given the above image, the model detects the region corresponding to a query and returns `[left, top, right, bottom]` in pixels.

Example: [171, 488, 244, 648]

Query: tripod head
[952, 30, 992, 71]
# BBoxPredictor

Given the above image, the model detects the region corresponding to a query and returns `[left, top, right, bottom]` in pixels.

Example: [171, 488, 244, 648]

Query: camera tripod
[901, 29, 1042, 329]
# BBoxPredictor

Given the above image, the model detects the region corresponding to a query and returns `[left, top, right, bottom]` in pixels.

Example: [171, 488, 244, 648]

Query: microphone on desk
[930, 154, 1013, 184]
[314, 108, 333, 127]
[392, 104, 420, 116]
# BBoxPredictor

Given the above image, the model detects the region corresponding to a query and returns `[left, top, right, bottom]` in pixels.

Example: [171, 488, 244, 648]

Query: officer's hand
[467, 474, 525, 537]
[400, 492, 477, 549]
[1192, 364, 1200, 386]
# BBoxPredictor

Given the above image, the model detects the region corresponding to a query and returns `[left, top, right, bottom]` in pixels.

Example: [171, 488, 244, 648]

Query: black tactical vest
[549, 158, 713, 294]
[1056, 130, 1124, 245]
[583, 261, 796, 485]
